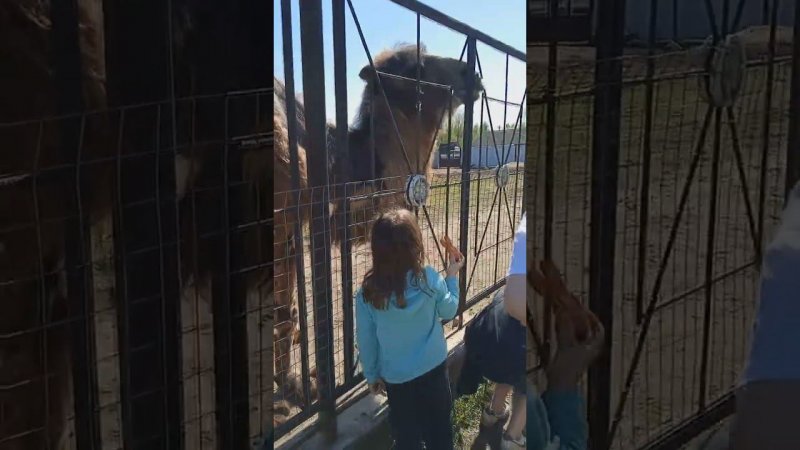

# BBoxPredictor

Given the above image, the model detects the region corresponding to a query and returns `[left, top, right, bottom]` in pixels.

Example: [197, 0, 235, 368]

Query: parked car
[438, 142, 462, 168]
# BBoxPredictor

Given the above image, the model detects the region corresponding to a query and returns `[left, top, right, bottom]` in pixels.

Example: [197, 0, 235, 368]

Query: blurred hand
[369, 379, 386, 396]
[445, 253, 465, 278]
[546, 313, 605, 390]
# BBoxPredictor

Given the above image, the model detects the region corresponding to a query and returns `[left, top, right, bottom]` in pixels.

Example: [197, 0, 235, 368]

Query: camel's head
[359, 44, 483, 111]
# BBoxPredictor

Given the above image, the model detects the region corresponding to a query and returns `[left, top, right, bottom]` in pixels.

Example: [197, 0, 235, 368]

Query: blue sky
[274, 0, 526, 134]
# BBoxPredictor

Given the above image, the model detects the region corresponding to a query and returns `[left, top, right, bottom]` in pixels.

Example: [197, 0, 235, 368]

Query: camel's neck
[346, 91, 446, 182]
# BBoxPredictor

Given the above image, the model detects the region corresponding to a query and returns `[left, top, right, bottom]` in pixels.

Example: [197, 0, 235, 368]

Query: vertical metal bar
[701, 3, 730, 410]
[589, 0, 626, 446]
[758, 0, 780, 256]
[493, 54, 510, 283]
[300, 0, 337, 441]
[162, 1, 184, 447]
[699, 108, 724, 411]
[111, 111, 134, 450]
[786, 0, 800, 198]
[281, 0, 313, 410]
[474, 99, 485, 249]
[50, 0, 99, 448]
[102, 0, 177, 446]
[416, 12, 422, 174]
[635, 0, 658, 325]
[332, 0, 355, 385]
[458, 38, 477, 317]
[542, 0, 559, 366]
[213, 106, 235, 450]
[209, 4, 249, 449]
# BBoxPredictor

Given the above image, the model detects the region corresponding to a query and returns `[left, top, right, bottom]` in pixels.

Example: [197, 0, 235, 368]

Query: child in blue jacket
[355, 208, 464, 450]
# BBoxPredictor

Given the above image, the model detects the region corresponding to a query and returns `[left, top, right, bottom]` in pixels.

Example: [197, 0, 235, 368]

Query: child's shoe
[480, 405, 509, 427]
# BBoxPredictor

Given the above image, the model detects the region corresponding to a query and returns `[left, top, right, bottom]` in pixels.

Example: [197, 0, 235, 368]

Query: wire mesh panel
[273, 0, 525, 443]
[527, 0, 799, 449]
[1, 1, 271, 449]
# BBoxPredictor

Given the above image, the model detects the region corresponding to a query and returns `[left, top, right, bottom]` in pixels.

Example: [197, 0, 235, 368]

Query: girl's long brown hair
[362, 208, 427, 310]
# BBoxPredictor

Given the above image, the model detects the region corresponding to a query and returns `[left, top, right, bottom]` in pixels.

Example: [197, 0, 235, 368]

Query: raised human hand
[529, 259, 600, 343]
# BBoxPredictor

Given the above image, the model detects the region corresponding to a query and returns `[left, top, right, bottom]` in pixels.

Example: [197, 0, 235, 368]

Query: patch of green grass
[452, 382, 494, 448]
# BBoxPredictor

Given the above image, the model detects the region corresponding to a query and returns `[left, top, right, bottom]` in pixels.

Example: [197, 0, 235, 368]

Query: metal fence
[528, 0, 800, 449]
[1, 1, 270, 449]
[273, 0, 526, 443]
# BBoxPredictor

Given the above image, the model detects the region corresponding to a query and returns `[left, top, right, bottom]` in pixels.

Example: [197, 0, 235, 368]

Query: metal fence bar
[102, 1, 179, 447]
[541, 0, 559, 371]
[589, 0, 627, 447]
[223, 95, 251, 450]
[641, 393, 735, 450]
[332, 0, 356, 386]
[280, 0, 314, 414]
[387, 0, 526, 61]
[635, 0, 659, 325]
[300, 0, 338, 442]
[757, 0, 780, 254]
[161, 2, 184, 447]
[457, 37, 477, 318]
[787, 0, 800, 198]
[698, 106, 724, 411]
[207, 5, 250, 449]
[51, 0, 100, 447]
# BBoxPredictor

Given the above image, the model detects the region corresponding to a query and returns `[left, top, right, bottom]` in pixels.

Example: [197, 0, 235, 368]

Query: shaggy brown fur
[273, 44, 482, 414]
[0, 0, 110, 448]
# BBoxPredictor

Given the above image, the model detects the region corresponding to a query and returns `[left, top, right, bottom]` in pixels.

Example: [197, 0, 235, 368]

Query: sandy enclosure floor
[526, 36, 791, 449]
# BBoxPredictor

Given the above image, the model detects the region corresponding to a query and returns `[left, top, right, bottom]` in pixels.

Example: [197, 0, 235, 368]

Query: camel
[273, 43, 483, 417]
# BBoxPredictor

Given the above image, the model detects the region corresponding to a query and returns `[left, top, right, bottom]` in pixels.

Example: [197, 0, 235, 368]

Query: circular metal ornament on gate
[700, 33, 746, 107]
[405, 174, 430, 208]
[495, 164, 510, 189]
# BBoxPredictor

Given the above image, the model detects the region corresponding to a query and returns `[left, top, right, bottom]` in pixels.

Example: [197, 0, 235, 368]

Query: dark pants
[458, 291, 526, 397]
[385, 361, 454, 450]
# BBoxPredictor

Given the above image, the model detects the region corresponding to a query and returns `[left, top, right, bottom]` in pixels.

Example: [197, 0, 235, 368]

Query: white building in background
[432, 129, 526, 169]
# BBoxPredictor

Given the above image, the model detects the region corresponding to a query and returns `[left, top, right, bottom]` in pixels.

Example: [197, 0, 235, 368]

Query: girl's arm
[430, 267, 459, 321]
[355, 291, 381, 384]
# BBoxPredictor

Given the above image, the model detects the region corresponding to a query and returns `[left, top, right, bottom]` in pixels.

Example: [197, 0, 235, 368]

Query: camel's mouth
[455, 87, 482, 104]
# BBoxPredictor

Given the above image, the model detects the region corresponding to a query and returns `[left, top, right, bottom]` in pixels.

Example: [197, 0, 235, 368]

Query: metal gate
[528, 0, 800, 449]
[273, 0, 526, 442]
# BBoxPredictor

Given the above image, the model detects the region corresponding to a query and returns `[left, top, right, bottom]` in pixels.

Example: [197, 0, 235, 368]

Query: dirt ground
[526, 32, 791, 449]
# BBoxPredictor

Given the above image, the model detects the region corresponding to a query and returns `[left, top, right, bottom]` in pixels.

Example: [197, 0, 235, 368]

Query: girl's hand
[369, 379, 386, 396]
[445, 253, 464, 278]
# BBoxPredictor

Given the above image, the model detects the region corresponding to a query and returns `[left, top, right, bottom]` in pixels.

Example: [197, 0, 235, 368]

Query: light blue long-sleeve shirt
[355, 265, 459, 384]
